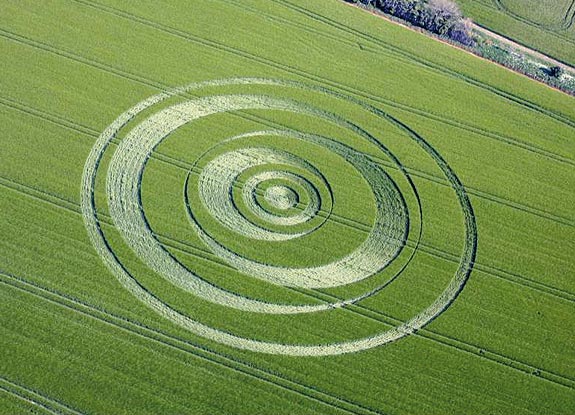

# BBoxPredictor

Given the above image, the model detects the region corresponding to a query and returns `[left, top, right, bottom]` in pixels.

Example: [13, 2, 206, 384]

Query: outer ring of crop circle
[81, 77, 475, 356]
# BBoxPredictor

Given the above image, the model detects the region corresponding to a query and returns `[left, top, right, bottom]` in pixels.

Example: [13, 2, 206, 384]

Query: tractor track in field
[0, 376, 84, 415]
[0, 29, 558, 172]
[0, 272, 387, 415]
[3, 31, 575, 173]
[1, 85, 573, 229]
[66, 0, 575, 132]
[2, 26, 574, 170]
[3, 168, 572, 306]
[268, 0, 575, 99]
[1, 263, 574, 392]
[0, 389, 60, 415]
[2, 177, 575, 387]
[567, 0, 575, 29]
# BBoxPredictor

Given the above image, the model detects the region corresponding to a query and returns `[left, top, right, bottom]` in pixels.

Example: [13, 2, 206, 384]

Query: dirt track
[472, 23, 574, 74]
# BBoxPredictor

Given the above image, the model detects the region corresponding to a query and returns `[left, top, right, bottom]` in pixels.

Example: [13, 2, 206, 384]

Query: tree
[427, 0, 462, 34]
[448, 18, 474, 46]
[367, 0, 474, 45]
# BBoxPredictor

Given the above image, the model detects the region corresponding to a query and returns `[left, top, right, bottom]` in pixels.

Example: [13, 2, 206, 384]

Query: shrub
[549, 66, 563, 78]
[360, 0, 474, 45]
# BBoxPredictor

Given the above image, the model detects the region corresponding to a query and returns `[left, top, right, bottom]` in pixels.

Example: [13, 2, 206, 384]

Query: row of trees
[355, 0, 474, 45]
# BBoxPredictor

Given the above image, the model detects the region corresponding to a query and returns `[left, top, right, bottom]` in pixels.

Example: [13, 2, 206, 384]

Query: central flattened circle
[264, 185, 298, 210]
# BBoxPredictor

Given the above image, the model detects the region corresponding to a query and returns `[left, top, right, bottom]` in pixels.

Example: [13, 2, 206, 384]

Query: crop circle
[81, 78, 476, 356]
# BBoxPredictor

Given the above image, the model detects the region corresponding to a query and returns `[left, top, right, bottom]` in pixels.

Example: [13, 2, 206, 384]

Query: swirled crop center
[264, 185, 298, 210]
[244, 171, 319, 226]
[108, 95, 408, 289]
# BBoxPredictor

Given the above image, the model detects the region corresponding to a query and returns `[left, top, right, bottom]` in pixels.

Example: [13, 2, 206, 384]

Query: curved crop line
[67, 0, 575, 129]
[2, 27, 573, 170]
[81, 77, 475, 355]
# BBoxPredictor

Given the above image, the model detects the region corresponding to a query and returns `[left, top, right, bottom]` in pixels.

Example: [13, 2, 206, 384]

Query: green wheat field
[1, 0, 574, 414]
[457, 0, 575, 65]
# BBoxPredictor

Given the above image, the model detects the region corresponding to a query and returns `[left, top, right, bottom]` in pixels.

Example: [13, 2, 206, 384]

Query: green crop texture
[456, 0, 575, 65]
[1, 0, 574, 414]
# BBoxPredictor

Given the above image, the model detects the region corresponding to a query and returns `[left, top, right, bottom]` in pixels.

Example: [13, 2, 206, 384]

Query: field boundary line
[1, 91, 573, 229]
[0, 376, 84, 415]
[0, 272, 386, 415]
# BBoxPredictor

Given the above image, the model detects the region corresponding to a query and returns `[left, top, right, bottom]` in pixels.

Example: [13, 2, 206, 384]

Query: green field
[1, 0, 574, 414]
[456, 0, 575, 65]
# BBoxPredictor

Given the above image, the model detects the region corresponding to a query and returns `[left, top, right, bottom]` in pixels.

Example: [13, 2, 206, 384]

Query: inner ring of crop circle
[191, 144, 331, 240]
[81, 78, 472, 356]
[245, 171, 320, 225]
[177, 120, 408, 288]
[187, 133, 334, 236]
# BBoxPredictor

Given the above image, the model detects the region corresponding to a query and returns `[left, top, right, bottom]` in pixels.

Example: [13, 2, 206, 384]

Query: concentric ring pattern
[81, 78, 477, 356]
